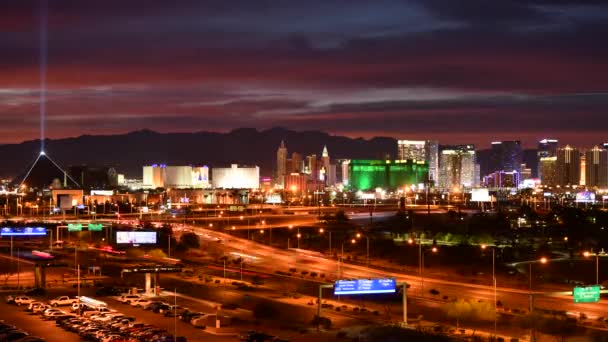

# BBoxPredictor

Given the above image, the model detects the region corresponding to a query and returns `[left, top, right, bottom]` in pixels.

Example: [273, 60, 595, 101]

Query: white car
[33, 305, 52, 314]
[42, 308, 62, 316]
[44, 311, 67, 320]
[14, 296, 34, 306]
[93, 313, 124, 323]
[27, 301, 45, 311]
[118, 294, 141, 304]
[49, 296, 79, 306]
[130, 298, 152, 307]
[102, 335, 123, 342]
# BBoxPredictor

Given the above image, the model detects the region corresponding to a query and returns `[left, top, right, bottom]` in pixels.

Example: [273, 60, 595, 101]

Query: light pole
[529, 257, 548, 311]
[355, 233, 370, 267]
[583, 248, 607, 284]
[482, 244, 497, 337]
[338, 239, 356, 279]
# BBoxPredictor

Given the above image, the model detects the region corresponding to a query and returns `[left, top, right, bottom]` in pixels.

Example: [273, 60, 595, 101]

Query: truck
[49, 296, 79, 306]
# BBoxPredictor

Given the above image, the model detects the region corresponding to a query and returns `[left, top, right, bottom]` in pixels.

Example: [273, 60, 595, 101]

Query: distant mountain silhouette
[0, 128, 398, 179]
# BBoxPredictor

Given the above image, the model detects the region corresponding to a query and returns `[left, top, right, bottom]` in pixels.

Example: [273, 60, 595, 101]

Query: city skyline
[1, 1, 608, 147]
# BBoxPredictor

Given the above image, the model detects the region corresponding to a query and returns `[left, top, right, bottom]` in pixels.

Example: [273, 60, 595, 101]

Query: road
[182, 223, 608, 322]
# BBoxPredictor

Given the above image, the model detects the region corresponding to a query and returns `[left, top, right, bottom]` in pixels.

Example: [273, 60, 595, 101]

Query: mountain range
[0, 127, 539, 180]
[0, 128, 397, 179]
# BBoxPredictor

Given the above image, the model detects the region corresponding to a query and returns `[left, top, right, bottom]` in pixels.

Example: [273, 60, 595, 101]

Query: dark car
[25, 288, 47, 296]
[95, 286, 122, 296]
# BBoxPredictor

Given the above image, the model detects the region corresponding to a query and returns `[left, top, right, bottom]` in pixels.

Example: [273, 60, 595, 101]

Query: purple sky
[1, 0, 607, 148]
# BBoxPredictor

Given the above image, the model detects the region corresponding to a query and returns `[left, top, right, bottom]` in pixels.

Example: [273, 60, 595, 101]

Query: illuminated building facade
[537, 139, 558, 179]
[556, 145, 580, 186]
[586, 145, 608, 188]
[348, 159, 428, 191]
[211, 164, 260, 189]
[439, 145, 477, 190]
[540, 157, 557, 186]
[489, 140, 523, 174]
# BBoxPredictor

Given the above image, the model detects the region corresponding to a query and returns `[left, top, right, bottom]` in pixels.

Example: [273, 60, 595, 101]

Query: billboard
[1, 227, 47, 236]
[334, 278, 396, 295]
[471, 189, 491, 202]
[576, 191, 596, 203]
[116, 231, 157, 245]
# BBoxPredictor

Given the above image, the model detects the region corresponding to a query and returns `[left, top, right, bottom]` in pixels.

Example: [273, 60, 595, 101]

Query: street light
[354, 233, 370, 267]
[583, 248, 607, 284]
[529, 257, 548, 312]
[481, 244, 497, 337]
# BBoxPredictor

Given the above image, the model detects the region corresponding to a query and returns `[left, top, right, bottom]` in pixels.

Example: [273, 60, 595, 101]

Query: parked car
[130, 298, 152, 308]
[5, 295, 15, 304]
[27, 301, 45, 311]
[14, 296, 34, 306]
[49, 296, 79, 306]
[118, 294, 141, 304]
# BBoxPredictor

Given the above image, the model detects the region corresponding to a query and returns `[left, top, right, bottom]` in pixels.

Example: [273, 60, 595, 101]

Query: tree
[147, 249, 167, 258]
[253, 302, 279, 320]
[179, 232, 200, 249]
[444, 299, 472, 329]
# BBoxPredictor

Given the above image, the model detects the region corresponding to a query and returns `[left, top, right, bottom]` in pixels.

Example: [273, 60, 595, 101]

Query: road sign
[1, 227, 47, 236]
[68, 223, 82, 232]
[88, 223, 103, 231]
[334, 278, 396, 295]
[573, 285, 601, 303]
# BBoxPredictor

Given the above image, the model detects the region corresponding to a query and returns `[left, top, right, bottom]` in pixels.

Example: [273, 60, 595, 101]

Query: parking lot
[0, 300, 81, 342]
[1, 291, 239, 342]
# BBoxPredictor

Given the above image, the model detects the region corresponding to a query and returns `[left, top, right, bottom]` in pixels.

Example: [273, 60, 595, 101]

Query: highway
[180, 222, 608, 322]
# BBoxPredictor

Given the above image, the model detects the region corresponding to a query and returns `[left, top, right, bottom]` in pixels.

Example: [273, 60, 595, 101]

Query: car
[49, 296, 79, 306]
[180, 311, 205, 322]
[5, 295, 15, 304]
[42, 308, 62, 316]
[14, 296, 34, 306]
[239, 330, 258, 340]
[0, 330, 28, 341]
[27, 301, 45, 311]
[162, 305, 186, 316]
[144, 301, 168, 310]
[44, 311, 67, 320]
[118, 294, 141, 304]
[130, 298, 152, 307]
[24, 288, 46, 296]
[33, 305, 52, 314]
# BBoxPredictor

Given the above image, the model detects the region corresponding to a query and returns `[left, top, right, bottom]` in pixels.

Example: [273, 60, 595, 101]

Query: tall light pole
[584, 249, 607, 284]
[355, 233, 370, 267]
[529, 257, 548, 311]
[482, 244, 497, 337]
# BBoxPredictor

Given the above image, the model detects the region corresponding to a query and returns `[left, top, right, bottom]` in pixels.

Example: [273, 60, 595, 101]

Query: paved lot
[0, 301, 82, 342]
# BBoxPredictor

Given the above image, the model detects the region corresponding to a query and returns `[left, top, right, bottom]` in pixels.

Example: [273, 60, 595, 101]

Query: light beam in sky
[39, 0, 47, 153]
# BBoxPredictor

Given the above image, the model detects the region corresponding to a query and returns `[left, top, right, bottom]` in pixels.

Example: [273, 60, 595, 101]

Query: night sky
[1, 0, 607, 148]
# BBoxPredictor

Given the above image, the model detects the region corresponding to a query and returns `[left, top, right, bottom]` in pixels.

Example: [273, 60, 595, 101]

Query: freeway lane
[183, 223, 608, 321]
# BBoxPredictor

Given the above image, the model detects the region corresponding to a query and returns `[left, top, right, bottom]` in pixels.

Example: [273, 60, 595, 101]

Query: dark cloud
[0, 0, 606, 147]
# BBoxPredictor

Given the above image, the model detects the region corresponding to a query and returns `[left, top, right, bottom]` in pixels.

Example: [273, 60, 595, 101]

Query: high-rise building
[439, 145, 477, 190]
[586, 145, 608, 188]
[276, 140, 288, 186]
[537, 139, 558, 179]
[291, 152, 302, 173]
[489, 141, 523, 174]
[341, 160, 350, 185]
[425, 140, 439, 183]
[540, 157, 557, 186]
[397, 140, 426, 161]
[556, 145, 580, 186]
[520, 163, 532, 181]
[306, 154, 318, 181]
[580, 154, 586, 186]
[397, 140, 438, 183]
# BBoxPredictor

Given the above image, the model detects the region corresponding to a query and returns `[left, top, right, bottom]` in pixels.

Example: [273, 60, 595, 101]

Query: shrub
[311, 315, 332, 329]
